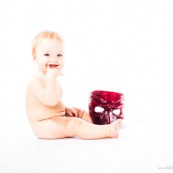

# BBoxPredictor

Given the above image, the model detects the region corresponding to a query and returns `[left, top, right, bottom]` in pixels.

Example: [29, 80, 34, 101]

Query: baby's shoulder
[28, 75, 44, 91]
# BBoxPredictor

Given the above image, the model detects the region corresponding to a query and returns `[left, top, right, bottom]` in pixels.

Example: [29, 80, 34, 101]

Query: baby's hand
[46, 65, 63, 78]
[65, 107, 78, 117]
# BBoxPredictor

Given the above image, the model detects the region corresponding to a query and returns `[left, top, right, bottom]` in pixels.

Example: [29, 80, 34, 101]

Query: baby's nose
[50, 56, 59, 62]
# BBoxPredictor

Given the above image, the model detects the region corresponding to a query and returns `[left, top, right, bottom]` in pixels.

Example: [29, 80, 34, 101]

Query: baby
[25, 31, 122, 140]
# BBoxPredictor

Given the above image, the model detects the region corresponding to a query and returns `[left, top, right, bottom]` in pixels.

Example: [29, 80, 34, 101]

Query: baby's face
[34, 38, 64, 73]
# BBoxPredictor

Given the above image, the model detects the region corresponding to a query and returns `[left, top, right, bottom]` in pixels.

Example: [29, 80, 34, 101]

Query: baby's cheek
[40, 63, 48, 70]
[60, 63, 64, 69]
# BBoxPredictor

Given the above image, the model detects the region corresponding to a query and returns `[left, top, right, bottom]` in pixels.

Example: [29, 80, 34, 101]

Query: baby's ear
[32, 54, 36, 60]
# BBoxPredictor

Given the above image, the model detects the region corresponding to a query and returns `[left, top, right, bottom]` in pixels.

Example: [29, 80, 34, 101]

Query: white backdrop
[0, 0, 173, 172]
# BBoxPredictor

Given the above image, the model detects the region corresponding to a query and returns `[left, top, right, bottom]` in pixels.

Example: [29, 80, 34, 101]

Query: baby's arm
[43, 74, 61, 106]
[29, 68, 62, 106]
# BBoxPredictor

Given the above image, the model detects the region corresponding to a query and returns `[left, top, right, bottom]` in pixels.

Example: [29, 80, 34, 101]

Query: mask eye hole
[113, 109, 120, 115]
[95, 106, 104, 113]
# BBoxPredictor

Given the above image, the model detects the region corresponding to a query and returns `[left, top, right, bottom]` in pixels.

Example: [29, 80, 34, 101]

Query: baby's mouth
[49, 64, 59, 69]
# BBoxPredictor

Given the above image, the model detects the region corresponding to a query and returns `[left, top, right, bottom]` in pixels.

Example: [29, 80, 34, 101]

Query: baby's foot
[107, 119, 122, 138]
[115, 118, 122, 129]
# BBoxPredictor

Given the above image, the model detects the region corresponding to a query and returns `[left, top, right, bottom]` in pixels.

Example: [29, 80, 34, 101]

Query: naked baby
[25, 31, 122, 140]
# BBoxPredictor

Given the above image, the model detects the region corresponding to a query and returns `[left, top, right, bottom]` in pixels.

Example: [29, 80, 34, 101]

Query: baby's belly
[27, 108, 66, 123]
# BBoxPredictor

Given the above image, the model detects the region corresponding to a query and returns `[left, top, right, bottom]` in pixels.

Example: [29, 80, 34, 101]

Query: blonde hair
[32, 31, 63, 57]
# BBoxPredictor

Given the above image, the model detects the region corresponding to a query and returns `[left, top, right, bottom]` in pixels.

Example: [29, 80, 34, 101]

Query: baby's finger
[59, 72, 64, 76]
[56, 69, 64, 76]
[71, 108, 78, 117]
[66, 111, 73, 117]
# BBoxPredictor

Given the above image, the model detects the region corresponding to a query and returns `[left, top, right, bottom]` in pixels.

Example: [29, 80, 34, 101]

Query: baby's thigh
[32, 118, 67, 139]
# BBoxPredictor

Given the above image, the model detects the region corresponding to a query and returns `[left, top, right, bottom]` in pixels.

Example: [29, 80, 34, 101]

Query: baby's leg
[77, 109, 92, 123]
[33, 117, 121, 140]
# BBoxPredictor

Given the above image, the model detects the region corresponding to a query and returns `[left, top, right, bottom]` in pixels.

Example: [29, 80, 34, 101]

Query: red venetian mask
[89, 90, 124, 125]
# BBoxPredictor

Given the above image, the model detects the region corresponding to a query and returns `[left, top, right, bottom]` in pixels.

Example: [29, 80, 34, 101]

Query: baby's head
[32, 31, 64, 74]
[32, 31, 63, 58]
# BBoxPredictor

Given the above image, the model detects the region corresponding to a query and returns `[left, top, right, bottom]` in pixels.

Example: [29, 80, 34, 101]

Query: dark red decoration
[89, 90, 124, 125]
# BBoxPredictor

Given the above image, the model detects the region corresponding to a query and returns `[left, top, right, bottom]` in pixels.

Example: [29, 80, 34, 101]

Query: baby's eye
[57, 54, 63, 57]
[44, 53, 50, 56]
